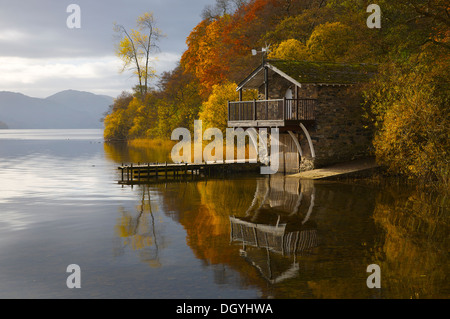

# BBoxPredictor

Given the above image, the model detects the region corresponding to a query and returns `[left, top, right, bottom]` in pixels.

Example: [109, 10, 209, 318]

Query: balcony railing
[228, 98, 316, 122]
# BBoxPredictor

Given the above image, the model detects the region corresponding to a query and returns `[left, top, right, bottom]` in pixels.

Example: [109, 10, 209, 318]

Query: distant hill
[0, 90, 114, 129]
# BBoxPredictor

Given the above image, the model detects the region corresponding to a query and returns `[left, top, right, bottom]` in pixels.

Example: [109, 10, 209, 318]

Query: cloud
[0, 0, 213, 97]
[0, 52, 181, 98]
[0, 29, 30, 42]
[0, 0, 211, 58]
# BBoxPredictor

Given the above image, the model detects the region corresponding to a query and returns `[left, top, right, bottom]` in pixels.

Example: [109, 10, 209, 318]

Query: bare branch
[114, 12, 164, 99]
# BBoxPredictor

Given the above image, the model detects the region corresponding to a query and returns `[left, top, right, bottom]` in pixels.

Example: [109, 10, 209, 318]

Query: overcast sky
[0, 0, 214, 98]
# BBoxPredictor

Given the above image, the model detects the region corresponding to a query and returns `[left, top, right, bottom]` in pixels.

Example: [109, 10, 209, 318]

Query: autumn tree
[181, 18, 233, 98]
[358, 0, 449, 186]
[264, 2, 334, 44]
[182, 0, 289, 98]
[156, 65, 203, 138]
[199, 81, 258, 132]
[105, 0, 449, 190]
[103, 92, 134, 140]
[114, 12, 164, 100]
[202, 0, 249, 20]
[305, 22, 357, 62]
[269, 38, 309, 60]
[364, 55, 449, 186]
[128, 93, 159, 138]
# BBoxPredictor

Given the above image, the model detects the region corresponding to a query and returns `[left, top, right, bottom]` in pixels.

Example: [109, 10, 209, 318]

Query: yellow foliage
[370, 59, 450, 186]
[199, 81, 258, 132]
[269, 39, 308, 61]
[306, 22, 356, 62]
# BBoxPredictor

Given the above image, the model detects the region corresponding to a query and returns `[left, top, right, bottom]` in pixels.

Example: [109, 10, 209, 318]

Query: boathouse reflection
[230, 176, 319, 283]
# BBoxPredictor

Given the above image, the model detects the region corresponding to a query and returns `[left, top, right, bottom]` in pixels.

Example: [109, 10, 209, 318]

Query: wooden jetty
[118, 158, 378, 185]
[118, 160, 261, 185]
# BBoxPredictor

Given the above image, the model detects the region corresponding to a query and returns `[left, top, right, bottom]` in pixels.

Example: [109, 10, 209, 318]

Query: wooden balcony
[228, 98, 316, 128]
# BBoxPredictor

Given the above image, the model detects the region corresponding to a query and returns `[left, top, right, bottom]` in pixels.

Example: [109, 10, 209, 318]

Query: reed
[128, 138, 176, 149]
[128, 138, 255, 163]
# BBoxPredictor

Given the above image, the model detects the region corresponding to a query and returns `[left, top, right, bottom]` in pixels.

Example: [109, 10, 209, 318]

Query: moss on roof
[268, 59, 378, 84]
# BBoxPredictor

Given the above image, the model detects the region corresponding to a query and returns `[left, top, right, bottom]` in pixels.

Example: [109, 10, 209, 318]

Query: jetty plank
[118, 160, 261, 185]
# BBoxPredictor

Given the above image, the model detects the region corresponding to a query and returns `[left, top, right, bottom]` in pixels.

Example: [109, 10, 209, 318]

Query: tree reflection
[371, 184, 449, 298]
[114, 185, 164, 268]
[111, 168, 449, 298]
[104, 141, 173, 164]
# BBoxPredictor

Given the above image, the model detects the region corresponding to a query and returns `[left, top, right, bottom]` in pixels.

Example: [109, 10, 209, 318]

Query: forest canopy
[103, 0, 449, 185]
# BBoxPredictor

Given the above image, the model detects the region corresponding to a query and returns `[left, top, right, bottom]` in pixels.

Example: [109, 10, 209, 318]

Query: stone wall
[259, 72, 293, 99]
[310, 85, 373, 168]
[256, 74, 373, 170]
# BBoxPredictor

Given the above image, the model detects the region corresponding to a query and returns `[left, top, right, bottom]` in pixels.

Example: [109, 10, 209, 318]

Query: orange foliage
[181, 0, 281, 99]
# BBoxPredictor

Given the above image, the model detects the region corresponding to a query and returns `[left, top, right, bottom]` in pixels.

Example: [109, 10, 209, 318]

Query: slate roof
[237, 59, 378, 90]
[269, 60, 378, 84]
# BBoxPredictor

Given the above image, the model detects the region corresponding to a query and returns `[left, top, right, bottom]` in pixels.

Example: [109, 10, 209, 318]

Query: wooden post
[228, 101, 231, 122]
[283, 97, 286, 120]
[165, 162, 168, 179]
[253, 99, 257, 121]
[137, 162, 141, 182]
[238, 102, 241, 121]
[264, 66, 269, 100]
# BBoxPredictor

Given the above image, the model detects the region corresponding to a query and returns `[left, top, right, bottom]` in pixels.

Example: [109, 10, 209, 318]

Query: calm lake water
[0, 129, 448, 299]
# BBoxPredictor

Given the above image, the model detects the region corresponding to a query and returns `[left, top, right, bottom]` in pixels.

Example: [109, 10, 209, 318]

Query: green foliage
[155, 65, 203, 137]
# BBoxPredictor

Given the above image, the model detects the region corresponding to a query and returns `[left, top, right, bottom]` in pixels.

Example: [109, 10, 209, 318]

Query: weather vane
[252, 43, 271, 64]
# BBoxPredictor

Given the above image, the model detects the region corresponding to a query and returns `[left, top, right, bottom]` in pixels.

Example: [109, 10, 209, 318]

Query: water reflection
[117, 175, 448, 298]
[230, 177, 319, 284]
[114, 185, 164, 268]
[107, 141, 448, 298]
[0, 130, 445, 298]
[371, 184, 449, 298]
[104, 141, 173, 164]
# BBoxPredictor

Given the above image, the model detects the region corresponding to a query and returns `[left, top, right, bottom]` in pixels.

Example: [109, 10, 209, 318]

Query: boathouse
[227, 60, 377, 173]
